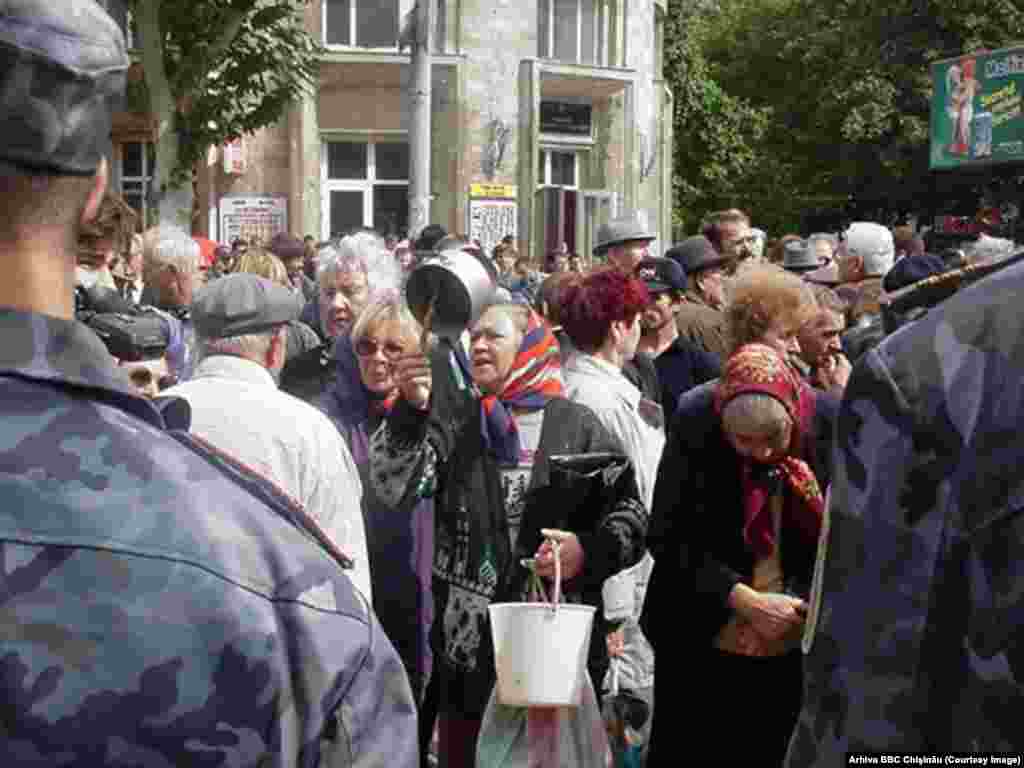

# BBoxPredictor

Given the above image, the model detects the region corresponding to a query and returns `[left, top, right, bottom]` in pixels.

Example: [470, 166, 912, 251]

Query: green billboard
[930, 47, 1024, 170]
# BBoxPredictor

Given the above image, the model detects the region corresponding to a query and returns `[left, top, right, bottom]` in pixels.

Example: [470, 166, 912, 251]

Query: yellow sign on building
[470, 183, 517, 199]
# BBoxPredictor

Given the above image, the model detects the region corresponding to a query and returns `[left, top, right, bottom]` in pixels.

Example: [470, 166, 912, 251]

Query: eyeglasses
[355, 338, 406, 359]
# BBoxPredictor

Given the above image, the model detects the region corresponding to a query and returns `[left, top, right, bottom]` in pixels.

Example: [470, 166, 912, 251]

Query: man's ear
[80, 156, 109, 228]
[267, 327, 286, 370]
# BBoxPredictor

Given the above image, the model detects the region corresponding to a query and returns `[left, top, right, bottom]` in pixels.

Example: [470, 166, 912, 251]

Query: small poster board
[469, 184, 517, 257]
[219, 196, 287, 245]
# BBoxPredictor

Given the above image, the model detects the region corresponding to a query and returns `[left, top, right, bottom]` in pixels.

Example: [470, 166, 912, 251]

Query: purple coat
[316, 337, 434, 701]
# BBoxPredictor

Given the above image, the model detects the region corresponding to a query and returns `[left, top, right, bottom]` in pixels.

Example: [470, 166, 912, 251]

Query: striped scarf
[481, 310, 564, 466]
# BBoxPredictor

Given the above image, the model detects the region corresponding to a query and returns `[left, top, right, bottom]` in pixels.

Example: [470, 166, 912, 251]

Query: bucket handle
[521, 536, 565, 613]
[549, 537, 562, 615]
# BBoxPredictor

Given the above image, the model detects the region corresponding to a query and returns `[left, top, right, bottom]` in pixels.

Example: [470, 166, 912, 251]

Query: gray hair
[965, 234, 1016, 265]
[350, 295, 422, 347]
[721, 393, 792, 444]
[318, 230, 401, 300]
[200, 328, 281, 363]
[142, 226, 200, 279]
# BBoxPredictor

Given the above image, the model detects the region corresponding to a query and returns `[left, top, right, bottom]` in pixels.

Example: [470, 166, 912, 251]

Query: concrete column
[517, 58, 541, 262]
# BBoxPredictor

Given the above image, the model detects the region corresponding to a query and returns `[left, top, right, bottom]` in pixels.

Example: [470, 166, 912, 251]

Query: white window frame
[321, 138, 410, 239]
[538, 149, 579, 190]
[119, 141, 154, 230]
[539, 0, 608, 66]
[322, 0, 403, 51]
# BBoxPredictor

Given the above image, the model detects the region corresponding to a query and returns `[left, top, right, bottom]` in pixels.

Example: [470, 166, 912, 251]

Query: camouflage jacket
[0, 309, 417, 767]
[787, 262, 1024, 764]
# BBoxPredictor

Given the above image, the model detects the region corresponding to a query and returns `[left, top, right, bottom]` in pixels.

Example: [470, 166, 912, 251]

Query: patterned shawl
[714, 343, 824, 557]
[480, 310, 564, 466]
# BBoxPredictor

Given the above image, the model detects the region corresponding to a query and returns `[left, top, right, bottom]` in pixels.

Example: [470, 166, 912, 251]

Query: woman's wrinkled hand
[744, 591, 807, 642]
[534, 529, 585, 582]
[391, 351, 432, 410]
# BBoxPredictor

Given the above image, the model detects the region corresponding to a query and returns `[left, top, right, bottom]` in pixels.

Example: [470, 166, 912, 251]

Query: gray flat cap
[191, 274, 303, 340]
[0, 0, 129, 175]
[594, 215, 655, 253]
[665, 235, 728, 275]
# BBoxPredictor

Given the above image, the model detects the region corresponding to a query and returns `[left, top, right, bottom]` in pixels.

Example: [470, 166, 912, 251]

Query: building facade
[108, 0, 673, 263]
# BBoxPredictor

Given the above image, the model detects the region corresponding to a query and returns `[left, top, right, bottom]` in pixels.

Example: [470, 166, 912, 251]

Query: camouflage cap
[0, 0, 129, 175]
[191, 273, 303, 340]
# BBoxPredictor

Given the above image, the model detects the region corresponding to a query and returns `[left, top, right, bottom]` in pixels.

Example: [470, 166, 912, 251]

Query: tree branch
[171, 5, 250, 97]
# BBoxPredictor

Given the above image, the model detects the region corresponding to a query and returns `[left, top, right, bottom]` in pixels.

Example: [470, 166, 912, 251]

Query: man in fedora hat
[594, 214, 656, 273]
[665, 235, 732, 359]
[0, 0, 415, 761]
[782, 238, 829, 275]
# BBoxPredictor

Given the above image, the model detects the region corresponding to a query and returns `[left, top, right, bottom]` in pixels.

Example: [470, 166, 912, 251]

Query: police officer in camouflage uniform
[786, 255, 1024, 763]
[0, 2, 417, 764]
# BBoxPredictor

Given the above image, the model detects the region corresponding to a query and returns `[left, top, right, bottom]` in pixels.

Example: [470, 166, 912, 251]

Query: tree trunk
[136, 0, 193, 230]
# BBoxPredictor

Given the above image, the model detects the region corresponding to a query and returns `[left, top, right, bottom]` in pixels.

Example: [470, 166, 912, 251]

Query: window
[120, 142, 155, 230]
[538, 0, 606, 65]
[324, 0, 401, 49]
[322, 140, 409, 238]
[539, 150, 578, 188]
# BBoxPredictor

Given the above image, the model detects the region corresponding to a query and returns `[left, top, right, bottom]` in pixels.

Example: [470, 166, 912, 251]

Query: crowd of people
[4, 2, 1024, 767]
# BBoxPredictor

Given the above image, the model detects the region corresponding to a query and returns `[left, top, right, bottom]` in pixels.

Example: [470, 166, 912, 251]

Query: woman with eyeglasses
[316, 295, 434, 707]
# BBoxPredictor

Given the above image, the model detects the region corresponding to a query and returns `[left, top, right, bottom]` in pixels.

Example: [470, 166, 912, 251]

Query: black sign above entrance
[540, 101, 592, 136]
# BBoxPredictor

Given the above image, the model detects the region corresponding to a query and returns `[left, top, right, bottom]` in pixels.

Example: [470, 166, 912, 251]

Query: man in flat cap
[163, 273, 372, 598]
[665, 235, 732, 359]
[0, 2, 415, 763]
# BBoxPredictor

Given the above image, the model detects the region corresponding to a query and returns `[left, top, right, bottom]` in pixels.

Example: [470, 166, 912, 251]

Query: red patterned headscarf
[714, 343, 824, 556]
[480, 309, 564, 466]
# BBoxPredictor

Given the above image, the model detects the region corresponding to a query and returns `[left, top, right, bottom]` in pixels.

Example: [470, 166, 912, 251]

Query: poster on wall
[219, 196, 287, 246]
[223, 137, 247, 175]
[930, 47, 1024, 169]
[468, 184, 517, 257]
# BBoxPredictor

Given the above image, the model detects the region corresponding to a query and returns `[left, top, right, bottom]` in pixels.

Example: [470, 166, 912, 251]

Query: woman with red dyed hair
[561, 269, 665, 510]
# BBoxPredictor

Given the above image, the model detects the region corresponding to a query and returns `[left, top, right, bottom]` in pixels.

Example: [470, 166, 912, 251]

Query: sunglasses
[354, 338, 406, 359]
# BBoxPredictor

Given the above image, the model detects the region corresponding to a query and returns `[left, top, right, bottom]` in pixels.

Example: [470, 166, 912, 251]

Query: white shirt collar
[191, 355, 277, 389]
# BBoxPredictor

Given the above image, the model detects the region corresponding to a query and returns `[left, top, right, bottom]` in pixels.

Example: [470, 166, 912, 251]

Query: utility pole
[406, 0, 434, 242]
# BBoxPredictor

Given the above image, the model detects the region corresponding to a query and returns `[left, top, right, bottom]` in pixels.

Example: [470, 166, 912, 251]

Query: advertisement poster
[468, 184, 517, 256]
[219, 196, 287, 246]
[931, 47, 1024, 169]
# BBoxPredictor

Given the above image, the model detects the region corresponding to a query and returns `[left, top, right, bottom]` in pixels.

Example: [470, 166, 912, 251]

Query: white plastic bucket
[488, 538, 596, 707]
[489, 602, 595, 707]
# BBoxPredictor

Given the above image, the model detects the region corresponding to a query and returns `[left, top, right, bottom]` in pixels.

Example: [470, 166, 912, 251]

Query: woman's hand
[391, 351, 432, 410]
[729, 584, 806, 642]
[534, 529, 585, 582]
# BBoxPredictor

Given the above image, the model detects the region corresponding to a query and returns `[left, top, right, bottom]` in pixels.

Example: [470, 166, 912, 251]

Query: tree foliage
[667, 0, 1024, 233]
[130, 0, 322, 221]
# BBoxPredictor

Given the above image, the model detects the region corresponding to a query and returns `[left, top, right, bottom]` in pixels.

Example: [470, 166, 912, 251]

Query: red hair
[561, 268, 649, 353]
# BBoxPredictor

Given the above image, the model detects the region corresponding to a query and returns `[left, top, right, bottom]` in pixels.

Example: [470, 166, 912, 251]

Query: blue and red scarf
[480, 311, 564, 466]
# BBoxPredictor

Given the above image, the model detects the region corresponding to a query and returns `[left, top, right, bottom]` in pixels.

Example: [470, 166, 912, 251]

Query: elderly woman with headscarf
[643, 342, 838, 767]
[369, 301, 647, 768]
